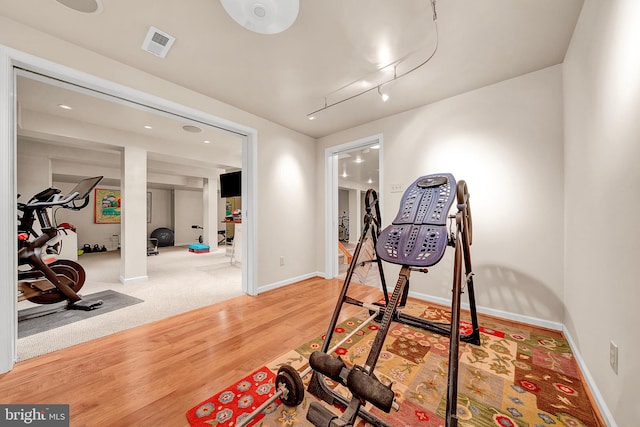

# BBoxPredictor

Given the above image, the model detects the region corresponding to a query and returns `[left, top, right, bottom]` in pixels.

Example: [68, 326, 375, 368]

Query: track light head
[378, 86, 389, 102]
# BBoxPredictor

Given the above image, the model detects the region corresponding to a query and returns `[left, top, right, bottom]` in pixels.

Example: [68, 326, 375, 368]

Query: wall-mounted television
[220, 171, 241, 198]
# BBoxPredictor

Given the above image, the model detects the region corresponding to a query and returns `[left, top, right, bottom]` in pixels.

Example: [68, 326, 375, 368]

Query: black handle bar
[19, 176, 103, 211]
[25, 191, 81, 209]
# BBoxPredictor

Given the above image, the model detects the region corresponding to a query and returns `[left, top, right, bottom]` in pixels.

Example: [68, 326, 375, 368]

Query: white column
[203, 172, 221, 247]
[120, 147, 148, 284]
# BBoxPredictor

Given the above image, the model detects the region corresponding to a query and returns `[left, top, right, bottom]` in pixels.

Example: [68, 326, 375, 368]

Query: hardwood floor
[0, 277, 603, 426]
[1, 278, 374, 426]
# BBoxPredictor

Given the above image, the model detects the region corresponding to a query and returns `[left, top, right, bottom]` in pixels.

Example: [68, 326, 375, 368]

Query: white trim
[0, 44, 259, 373]
[563, 326, 618, 427]
[0, 49, 17, 373]
[407, 290, 564, 331]
[119, 275, 149, 285]
[324, 134, 383, 279]
[324, 150, 338, 278]
[257, 272, 324, 294]
[243, 132, 258, 295]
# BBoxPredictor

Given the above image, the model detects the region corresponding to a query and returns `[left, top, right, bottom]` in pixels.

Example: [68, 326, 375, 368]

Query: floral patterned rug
[186, 301, 603, 426]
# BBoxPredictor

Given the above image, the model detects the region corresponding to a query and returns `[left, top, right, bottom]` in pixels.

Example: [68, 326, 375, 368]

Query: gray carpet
[18, 290, 144, 338]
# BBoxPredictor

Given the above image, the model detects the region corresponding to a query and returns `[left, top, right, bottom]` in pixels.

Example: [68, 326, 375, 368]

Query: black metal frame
[306, 180, 480, 427]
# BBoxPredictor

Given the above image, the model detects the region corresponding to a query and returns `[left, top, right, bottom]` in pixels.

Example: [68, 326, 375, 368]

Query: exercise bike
[17, 176, 104, 311]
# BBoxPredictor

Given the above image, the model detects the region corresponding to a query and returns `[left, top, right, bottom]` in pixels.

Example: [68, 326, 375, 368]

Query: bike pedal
[68, 298, 103, 311]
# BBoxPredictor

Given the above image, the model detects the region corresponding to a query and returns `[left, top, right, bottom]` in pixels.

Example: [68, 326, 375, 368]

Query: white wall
[174, 189, 203, 246]
[147, 188, 173, 238]
[17, 154, 51, 206]
[318, 65, 565, 324]
[563, 1, 640, 425]
[53, 181, 120, 251]
[257, 126, 317, 288]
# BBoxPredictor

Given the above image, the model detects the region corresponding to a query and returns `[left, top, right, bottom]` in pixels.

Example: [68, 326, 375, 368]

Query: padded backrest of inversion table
[376, 173, 456, 267]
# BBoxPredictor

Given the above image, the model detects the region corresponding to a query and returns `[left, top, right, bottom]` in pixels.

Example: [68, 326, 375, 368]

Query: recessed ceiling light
[144, 125, 152, 129]
[354, 157, 364, 163]
[58, 104, 72, 110]
[308, 115, 316, 121]
[182, 125, 202, 133]
[203, 140, 211, 144]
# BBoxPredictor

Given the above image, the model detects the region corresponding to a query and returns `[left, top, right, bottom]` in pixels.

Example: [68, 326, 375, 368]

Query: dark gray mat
[18, 290, 144, 338]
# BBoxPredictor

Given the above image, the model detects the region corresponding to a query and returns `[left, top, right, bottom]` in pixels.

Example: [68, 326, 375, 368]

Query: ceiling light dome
[55, 0, 103, 14]
[220, 0, 299, 34]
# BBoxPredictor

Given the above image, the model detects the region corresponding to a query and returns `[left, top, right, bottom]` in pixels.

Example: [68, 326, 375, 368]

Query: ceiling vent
[141, 26, 176, 58]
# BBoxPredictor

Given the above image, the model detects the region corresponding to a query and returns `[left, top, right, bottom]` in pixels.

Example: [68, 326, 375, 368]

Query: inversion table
[306, 173, 480, 427]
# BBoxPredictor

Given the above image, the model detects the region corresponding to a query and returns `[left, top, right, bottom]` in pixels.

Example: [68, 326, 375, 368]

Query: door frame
[0, 45, 258, 373]
[324, 134, 383, 278]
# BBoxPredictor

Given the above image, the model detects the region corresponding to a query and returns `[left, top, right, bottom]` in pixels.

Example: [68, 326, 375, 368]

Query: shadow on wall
[473, 264, 565, 324]
[400, 259, 564, 324]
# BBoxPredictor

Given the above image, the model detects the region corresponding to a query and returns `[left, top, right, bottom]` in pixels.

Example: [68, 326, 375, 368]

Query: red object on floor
[189, 248, 209, 253]
[186, 366, 279, 426]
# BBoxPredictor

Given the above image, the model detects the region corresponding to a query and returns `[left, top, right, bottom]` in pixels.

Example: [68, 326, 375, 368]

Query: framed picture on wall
[95, 188, 121, 224]
[147, 191, 152, 223]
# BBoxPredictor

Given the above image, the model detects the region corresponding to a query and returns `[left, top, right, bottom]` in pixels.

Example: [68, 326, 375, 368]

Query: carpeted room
[0, 0, 637, 426]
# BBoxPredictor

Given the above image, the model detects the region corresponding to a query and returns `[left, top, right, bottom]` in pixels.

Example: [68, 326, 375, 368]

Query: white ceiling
[0, 0, 584, 140]
[16, 73, 244, 189]
[16, 73, 243, 169]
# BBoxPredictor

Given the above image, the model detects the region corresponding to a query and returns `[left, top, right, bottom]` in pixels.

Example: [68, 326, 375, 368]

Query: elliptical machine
[17, 176, 104, 311]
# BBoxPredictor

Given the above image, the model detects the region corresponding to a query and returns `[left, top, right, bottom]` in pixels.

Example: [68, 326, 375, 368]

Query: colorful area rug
[186, 300, 602, 426]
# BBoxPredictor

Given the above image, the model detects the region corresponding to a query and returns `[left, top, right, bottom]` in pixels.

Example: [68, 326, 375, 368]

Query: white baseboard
[257, 272, 324, 293]
[407, 290, 564, 331]
[562, 326, 618, 427]
[119, 275, 148, 285]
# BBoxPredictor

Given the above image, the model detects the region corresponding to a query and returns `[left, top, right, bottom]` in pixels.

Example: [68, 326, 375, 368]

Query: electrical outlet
[390, 184, 403, 193]
[280, 256, 285, 266]
[609, 341, 618, 374]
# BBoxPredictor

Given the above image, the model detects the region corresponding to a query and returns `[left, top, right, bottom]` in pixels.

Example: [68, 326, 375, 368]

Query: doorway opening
[325, 135, 382, 280]
[1, 50, 257, 367]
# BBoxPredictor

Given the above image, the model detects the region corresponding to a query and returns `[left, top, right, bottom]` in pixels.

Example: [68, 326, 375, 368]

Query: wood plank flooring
[0, 277, 603, 426]
[1, 278, 373, 426]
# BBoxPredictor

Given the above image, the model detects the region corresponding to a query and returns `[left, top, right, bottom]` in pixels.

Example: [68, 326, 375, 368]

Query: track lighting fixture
[306, 0, 439, 120]
[378, 86, 389, 102]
